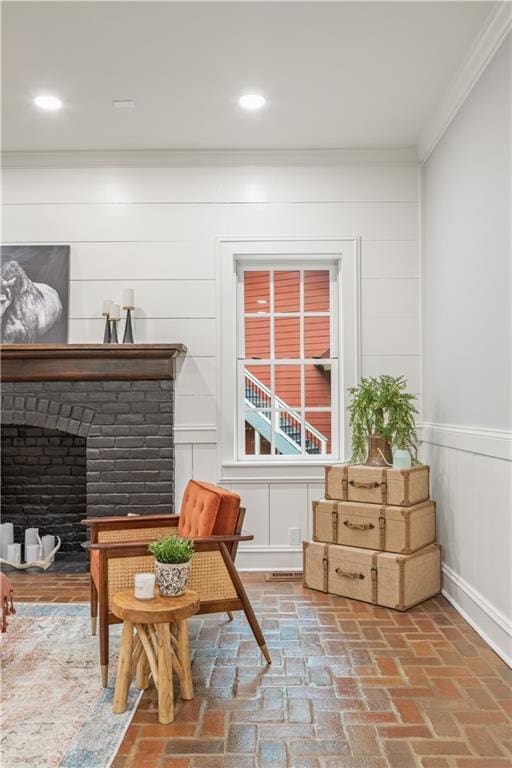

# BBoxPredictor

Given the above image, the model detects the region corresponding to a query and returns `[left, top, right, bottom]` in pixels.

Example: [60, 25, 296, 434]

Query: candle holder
[122, 305, 135, 344]
[102, 313, 112, 343]
[111, 318, 120, 343]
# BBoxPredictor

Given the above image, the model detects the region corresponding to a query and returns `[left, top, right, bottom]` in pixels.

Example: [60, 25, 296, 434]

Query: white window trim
[217, 237, 361, 482]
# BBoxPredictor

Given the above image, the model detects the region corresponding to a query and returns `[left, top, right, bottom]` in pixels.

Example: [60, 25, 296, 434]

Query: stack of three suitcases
[303, 463, 442, 611]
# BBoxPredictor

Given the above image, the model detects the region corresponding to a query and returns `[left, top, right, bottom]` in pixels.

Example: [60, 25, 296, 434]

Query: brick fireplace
[0, 344, 185, 558]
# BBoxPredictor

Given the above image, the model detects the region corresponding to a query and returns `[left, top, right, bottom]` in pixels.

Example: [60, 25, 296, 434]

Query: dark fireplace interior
[1, 425, 87, 554]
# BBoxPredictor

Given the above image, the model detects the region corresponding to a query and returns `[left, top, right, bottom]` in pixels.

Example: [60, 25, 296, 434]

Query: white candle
[25, 543, 41, 564]
[42, 535, 56, 559]
[123, 288, 135, 308]
[110, 303, 120, 320]
[24, 528, 39, 549]
[7, 543, 21, 564]
[134, 573, 155, 600]
[102, 299, 113, 316]
[0, 522, 14, 559]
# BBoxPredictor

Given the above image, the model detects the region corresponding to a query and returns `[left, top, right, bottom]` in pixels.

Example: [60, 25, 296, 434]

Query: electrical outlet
[288, 527, 301, 547]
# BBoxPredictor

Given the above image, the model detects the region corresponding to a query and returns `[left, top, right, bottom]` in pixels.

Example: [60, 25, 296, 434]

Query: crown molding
[417, 2, 512, 162]
[0, 147, 418, 170]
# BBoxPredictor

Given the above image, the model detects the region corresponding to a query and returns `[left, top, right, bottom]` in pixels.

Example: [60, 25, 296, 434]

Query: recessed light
[113, 99, 135, 109]
[238, 94, 266, 111]
[256, 299, 267, 305]
[34, 94, 62, 111]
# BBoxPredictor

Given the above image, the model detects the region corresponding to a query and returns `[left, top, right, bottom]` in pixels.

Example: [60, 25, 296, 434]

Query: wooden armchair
[83, 480, 270, 686]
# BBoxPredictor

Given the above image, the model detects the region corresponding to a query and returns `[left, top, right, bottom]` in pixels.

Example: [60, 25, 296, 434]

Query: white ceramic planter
[154, 560, 190, 597]
[393, 449, 412, 469]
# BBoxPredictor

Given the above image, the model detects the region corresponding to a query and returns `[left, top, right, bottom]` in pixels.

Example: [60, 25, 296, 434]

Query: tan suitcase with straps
[312, 498, 436, 554]
[303, 541, 441, 611]
[325, 463, 430, 506]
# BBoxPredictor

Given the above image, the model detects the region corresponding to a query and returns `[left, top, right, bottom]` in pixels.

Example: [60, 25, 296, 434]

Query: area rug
[0, 603, 142, 768]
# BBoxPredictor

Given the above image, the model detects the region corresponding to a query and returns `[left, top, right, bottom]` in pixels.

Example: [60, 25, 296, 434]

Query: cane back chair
[83, 480, 271, 686]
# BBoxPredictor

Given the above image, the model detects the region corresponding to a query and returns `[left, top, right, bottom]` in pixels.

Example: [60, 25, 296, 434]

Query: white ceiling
[2, 1, 495, 152]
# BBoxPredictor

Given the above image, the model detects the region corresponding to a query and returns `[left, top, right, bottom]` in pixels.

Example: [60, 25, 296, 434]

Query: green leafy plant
[148, 535, 194, 564]
[347, 375, 418, 463]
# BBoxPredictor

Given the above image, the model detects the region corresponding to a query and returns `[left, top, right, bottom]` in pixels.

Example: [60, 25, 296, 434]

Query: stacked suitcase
[303, 464, 442, 611]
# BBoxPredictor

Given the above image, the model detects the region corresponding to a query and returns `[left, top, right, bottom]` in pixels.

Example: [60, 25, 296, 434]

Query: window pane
[304, 316, 330, 358]
[275, 364, 301, 408]
[274, 270, 300, 312]
[244, 271, 270, 313]
[245, 365, 271, 409]
[275, 317, 300, 359]
[304, 270, 329, 311]
[277, 408, 303, 454]
[245, 412, 272, 455]
[305, 364, 331, 407]
[305, 411, 331, 454]
[245, 317, 270, 359]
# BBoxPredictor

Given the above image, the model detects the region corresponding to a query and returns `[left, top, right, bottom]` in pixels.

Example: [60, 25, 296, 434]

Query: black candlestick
[123, 307, 134, 344]
[111, 319, 119, 343]
[102, 315, 111, 343]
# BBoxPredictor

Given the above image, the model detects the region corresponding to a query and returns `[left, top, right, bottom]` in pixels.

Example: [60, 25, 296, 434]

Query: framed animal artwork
[0, 245, 70, 344]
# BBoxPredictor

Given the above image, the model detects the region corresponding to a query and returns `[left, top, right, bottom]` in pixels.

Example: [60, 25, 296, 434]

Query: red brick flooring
[7, 571, 512, 767]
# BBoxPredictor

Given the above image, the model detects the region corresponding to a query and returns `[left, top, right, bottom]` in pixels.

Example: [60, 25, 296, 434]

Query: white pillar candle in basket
[134, 573, 155, 600]
[25, 544, 41, 564]
[7, 543, 21, 564]
[0, 522, 14, 559]
[42, 535, 56, 559]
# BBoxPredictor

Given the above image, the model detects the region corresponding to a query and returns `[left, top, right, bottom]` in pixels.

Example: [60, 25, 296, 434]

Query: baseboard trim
[442, 563, 512, 667]
[237, 545, 303, 571]
[420, 422, 512, 461]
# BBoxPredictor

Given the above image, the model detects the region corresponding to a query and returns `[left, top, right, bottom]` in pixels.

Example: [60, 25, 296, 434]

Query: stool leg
[113, 620, 134, 714]
[136, 649, 150, 690]
[157, 623, 174, 724]
[177, 619, 194, 700]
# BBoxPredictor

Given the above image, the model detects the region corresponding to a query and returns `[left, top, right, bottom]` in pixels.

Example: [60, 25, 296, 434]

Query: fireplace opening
[1, 425, 87, 555]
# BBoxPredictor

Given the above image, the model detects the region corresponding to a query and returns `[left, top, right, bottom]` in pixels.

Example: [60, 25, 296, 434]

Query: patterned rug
[0, 603, 141, 768]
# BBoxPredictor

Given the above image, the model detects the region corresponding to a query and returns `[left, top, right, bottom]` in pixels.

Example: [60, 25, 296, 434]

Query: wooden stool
[111, 588, 199, 724]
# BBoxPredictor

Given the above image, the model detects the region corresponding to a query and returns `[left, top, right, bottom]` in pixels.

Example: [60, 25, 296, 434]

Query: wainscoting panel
[420, 425, 512, 664]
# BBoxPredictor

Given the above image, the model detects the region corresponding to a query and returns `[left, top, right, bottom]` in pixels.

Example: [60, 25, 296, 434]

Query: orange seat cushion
[177, 480, 241, 539]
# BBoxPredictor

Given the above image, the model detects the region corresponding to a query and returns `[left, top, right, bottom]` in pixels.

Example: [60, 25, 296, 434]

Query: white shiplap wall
[2, 154, 420, 569]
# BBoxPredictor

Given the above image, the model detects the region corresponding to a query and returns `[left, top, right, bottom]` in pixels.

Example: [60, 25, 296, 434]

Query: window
[218, 238, 360, 480]
[238, 265, 338, 460]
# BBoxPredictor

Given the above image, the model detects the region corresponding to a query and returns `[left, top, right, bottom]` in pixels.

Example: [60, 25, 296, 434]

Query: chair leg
[226, 611, 233, 621]
[99, 604, 109, 687]
[90, 579, 98, 636]
[219, 543, 271, 665]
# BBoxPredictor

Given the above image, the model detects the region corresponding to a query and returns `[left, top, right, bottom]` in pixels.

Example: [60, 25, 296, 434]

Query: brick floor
[7, 571, 512, 767]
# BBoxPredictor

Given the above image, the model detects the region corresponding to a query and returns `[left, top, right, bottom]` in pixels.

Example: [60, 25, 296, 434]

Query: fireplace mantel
[0, 343, 187, 382]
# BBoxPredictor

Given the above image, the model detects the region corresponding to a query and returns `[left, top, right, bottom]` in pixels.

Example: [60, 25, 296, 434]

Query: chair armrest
[88, 532, 254, 552]
[82, 513, 180, 528]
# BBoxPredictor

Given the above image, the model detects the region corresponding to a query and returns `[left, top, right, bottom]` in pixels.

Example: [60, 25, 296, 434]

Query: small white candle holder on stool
[134, 573, 155, 600]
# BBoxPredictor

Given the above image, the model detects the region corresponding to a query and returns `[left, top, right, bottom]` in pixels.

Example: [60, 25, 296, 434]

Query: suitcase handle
[349, 480, 386, 490]
[335, 568, 365, 580]
[343, 520, 375, 531]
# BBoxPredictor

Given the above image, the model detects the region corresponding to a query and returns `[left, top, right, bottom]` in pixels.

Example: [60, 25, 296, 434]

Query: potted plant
[148, 535, 194, 597]
[347, 375, 418, 467]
